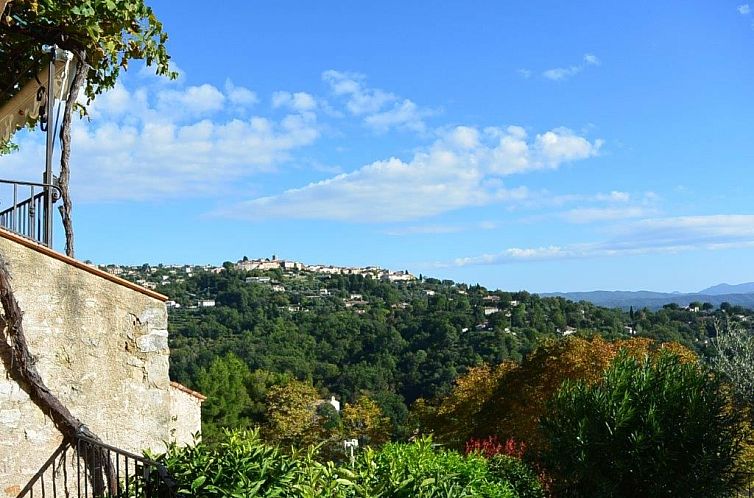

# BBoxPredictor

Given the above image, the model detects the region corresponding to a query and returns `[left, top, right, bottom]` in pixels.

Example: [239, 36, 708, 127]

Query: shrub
[156, 430, 304, 497]
[487, 455, 545, 498]
[154, 431, 539, 497]
[464, 436, 546, 498]
[541, 352, 744, 497]
[363, 438, 516, 497]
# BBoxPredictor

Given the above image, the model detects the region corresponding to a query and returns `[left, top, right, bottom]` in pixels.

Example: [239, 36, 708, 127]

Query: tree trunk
[58, 50, 87, 258]
[0, 258, 115, 494]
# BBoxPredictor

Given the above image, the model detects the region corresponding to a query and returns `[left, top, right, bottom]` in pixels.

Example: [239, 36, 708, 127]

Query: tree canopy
[1, 0, 173, 110]
[1, 0, 174, 255]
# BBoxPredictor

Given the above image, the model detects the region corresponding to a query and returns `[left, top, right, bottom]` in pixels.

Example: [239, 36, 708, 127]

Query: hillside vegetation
[115, 262, 753, 439]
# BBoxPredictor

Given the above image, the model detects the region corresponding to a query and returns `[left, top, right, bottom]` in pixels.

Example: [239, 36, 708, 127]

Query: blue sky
[3, 0, 754, 293]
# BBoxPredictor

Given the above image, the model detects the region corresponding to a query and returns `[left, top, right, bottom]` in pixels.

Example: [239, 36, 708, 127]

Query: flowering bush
[465, 436, 545, 498]
[465, 435, 527, 459]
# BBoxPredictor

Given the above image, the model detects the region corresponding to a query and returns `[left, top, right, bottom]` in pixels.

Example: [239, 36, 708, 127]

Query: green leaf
[190, 475, 206, 490]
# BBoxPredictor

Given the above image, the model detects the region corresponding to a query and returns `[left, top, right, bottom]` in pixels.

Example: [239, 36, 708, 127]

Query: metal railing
[17, 434, 176, 498]
[0, 178, 60, 247]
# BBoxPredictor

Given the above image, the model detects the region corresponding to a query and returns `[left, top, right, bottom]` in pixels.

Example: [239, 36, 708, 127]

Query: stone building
[0, 229, 203, 494]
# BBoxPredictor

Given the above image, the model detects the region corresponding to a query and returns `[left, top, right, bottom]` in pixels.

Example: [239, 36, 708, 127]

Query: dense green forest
[119, 262, 753, 438]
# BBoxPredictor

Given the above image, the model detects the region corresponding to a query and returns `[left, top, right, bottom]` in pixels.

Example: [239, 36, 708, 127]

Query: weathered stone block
[137, 332, 168, 353]
[0, 409, 21, 428]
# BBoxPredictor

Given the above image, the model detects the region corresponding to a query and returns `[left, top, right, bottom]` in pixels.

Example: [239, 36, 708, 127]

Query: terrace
[0, 45, 67, 247]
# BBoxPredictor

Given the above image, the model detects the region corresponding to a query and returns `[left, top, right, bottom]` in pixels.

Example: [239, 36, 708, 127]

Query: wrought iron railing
[17, 434, 176, 498]
[0, 178, 60, 247]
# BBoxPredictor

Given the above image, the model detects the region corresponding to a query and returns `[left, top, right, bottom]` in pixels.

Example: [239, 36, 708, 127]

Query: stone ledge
[0, 228, 167, 302]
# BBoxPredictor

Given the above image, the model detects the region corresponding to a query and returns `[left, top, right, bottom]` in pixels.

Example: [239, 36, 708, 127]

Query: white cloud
[543, 54, 601, 81]
[385, 221, 500, 236]
[364, 99, 431, 133]
[558, 191, 659, 223]
[322, 70, 432, 132]
[225, 80, 259, 106]
[445, 215, 754, 266]
[583, 54, 600, 65]
[597, 190, 630, 202]
[156, 84, 227, 116]
[217, 125, 602, 222]
[738, 4, 751, 15]
[560, 206, 655, 224]
[85, 82, 132, 117]
[322, 70, 396, 114]
[0, 79, 319, 202]
[272, 91, 318, 112]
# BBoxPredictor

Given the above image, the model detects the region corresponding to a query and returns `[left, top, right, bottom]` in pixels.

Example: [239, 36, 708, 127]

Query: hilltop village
[101, 255, 415, 308]
[103, 256, 752, 343]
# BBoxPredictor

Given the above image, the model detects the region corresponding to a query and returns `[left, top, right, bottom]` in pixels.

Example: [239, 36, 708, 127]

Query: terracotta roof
[170, 381, 207, 401]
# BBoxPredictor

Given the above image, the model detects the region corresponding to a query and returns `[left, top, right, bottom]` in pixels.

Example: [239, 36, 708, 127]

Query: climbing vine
[0, 1, 174, 488]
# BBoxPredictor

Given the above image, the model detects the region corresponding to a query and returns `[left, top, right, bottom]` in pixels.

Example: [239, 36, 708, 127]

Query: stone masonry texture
[0, 233, 200, 492]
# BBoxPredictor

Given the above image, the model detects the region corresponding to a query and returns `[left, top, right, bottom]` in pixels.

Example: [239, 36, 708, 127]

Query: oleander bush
[541, 351, 745, 498]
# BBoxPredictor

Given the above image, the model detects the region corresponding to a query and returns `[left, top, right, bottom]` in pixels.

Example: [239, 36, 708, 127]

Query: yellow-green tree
[342, 395, 391, 447]
[263, 379, 325, 448]
[414, 362, 513, 448]
[417, 336, 697, 452]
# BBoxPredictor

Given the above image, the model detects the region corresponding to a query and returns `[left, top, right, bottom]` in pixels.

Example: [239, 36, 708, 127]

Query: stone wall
[0, 230, 200, 492]
[169, 381, 205, 446]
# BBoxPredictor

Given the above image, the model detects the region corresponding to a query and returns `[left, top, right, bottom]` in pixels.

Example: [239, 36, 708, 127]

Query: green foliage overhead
[540, 352, 745, 498]
[1, 0, 174, 109]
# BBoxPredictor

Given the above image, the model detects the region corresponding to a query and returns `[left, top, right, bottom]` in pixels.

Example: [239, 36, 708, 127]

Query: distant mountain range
[543, 282, 754, 310]
[698, 282, 754, 295]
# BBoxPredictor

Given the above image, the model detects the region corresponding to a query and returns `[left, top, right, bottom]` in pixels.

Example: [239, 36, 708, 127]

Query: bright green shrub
[362, 438, 516, 497]
[154, 430, 535, 497]
[541, 352, 744, 498]
[159, 431, 298, 498]
[487, 455, 545, 498]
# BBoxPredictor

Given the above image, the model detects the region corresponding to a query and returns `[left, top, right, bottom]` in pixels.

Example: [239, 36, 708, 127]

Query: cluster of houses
[235, 255, 416, 282]
[100, 263, 222, 291]
[97, 258, 418, 312]
[482, 295, 519, 316]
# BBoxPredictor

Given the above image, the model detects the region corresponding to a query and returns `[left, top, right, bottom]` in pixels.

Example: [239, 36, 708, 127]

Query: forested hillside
[113, 262, 754, 438]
